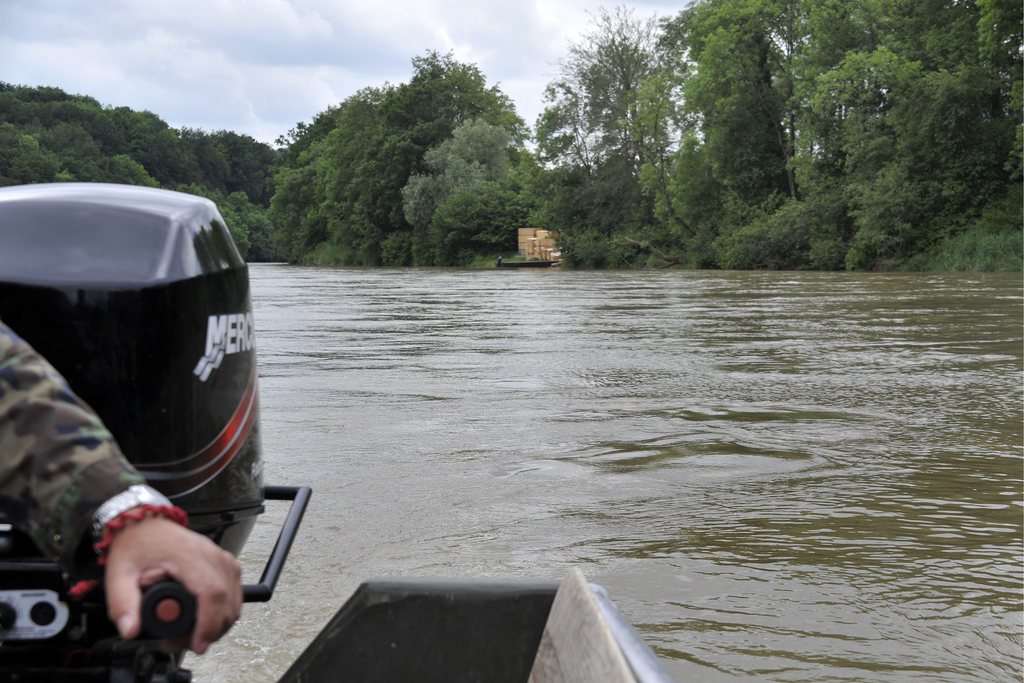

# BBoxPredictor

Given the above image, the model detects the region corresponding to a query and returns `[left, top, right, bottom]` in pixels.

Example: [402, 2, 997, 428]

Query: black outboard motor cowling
[0, 183, 311, 683]
[0, 182, 263, 554]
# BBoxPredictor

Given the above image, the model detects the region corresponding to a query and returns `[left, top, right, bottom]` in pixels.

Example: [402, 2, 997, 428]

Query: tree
[269, 148, 331, 262]
[671, 0, 802, 204]
[110, 108, 195, 185]
[428, 183, 526, 265]
[270, 87, 389, 264]
[0, 125, 60, 186]
[403, 118, 513, 263]
[180, 127, 230, 190]
[536, 6, 662, 267]
[271, 52, 525, 266]
[213, 131, 278, 206]
[539, 7, 660, 169]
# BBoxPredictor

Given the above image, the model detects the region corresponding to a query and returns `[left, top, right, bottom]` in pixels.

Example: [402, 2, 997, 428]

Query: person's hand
[103, 515, 243, 654]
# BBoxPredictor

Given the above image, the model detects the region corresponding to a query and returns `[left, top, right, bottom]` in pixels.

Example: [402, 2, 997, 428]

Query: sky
[1, 0, 685, 146]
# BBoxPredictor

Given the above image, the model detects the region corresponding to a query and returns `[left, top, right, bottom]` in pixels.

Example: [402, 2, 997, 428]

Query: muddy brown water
[189, 266, 1023, 682]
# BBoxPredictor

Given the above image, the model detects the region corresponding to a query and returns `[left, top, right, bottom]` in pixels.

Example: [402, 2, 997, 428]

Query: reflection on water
[190, 267, 1022, 683]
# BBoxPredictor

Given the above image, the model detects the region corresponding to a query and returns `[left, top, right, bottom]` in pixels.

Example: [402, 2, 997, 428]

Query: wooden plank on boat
[528, 568, 638, 683]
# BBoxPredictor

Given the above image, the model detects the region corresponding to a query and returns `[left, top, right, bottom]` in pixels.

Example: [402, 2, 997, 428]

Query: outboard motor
[0, 183, 309, 682]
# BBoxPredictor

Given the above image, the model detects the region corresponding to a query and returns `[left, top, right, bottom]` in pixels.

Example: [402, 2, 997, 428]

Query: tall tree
[538, 6, 660, 170]
[403, 118, 513, 263]
[536, 6, 661, 266]
[671, 0, 801, 203]
[272, 52, 524, 266]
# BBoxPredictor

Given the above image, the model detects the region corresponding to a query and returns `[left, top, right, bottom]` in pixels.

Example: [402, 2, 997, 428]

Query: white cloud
[0, 0, 684, 145]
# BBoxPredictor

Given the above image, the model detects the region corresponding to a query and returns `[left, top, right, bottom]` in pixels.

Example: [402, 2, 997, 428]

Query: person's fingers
[103, 522, 175, 640]
[190, 544, 241, 651]
[103, 516, 241, 652]
[189, 554, 242, 653]
[103, 552, 154, 640]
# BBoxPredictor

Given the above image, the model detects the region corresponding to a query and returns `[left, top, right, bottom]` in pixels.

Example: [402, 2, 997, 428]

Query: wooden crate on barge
[518, 228, 561, 262]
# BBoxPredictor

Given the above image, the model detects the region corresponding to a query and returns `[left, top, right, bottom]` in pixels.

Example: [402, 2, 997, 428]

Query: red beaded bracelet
[69, 504, 190, 601]
[92, 503, 190, 566]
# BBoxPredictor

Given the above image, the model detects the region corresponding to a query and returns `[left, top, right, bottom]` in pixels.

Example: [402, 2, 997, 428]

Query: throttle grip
[140, 581, 196, 640]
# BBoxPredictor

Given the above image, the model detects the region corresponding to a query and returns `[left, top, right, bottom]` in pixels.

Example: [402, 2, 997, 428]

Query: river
[189, 266, 1023, 682]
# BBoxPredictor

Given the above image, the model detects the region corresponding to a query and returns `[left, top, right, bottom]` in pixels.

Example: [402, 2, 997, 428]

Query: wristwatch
[91, 485, 173, 541]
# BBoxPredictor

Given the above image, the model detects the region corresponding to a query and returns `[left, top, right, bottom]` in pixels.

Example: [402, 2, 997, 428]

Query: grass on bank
[903, 189, 1023, 272]
[903, 229, 1023, 271]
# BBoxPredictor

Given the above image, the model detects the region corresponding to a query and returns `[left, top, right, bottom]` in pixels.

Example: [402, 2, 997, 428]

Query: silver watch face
[92, 485, 172, 539]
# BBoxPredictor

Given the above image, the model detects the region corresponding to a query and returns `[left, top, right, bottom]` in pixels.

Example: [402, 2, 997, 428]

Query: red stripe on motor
[138, 370, 258, 498]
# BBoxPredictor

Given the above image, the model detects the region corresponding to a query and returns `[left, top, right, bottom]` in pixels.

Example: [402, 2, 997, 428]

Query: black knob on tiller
[140, 581, 196, 640]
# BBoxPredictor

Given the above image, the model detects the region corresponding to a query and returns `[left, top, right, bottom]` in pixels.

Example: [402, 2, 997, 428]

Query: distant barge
[496, 256, 561, 268]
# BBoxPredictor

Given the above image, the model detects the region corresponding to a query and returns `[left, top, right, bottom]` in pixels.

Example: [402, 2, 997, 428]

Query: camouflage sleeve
[0, 321, 144, 578]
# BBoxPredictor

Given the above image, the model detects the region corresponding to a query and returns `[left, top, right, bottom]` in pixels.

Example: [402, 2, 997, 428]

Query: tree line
[0, 83, 280, 261]
[1, 0, 1021, 271]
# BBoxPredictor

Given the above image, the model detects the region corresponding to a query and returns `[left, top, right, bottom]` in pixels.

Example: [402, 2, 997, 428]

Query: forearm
[0, 322, 144, 576]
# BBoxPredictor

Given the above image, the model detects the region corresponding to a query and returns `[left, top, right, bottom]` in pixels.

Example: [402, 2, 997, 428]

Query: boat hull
[496, 259, 561, 268]
[278, 574, 674, 683]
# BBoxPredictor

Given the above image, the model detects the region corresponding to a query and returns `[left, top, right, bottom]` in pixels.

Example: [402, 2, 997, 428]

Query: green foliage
[628, 0, 1021, 271]
[905, 228, 1023, 272]
[5, 0, 1021, 273]
[270, 52, 526, 267]
[402, 118, 512, 236]
[561, 227, 643, 268]
[0, 83, 280, 261]
[902, 184, 1024, 271]
[176, 183, 280, 261]
[219, 191, 278, 261]
[715, 196, 849, 269]
[0, 124, 61, 185]
[427, 183, 526, 266]
[302, 241, 352, 266]
[639, 130, 724, 265]
[102, 155, 159, 187]
[269, 161, 326, 262]
[380, 231, 413, 266]
[538, 7, 660, 170]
